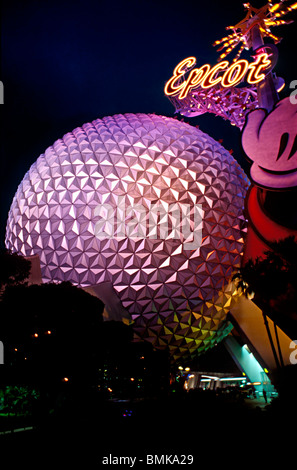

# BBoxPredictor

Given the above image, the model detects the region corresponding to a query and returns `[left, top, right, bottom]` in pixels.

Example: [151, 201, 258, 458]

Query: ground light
[224, 336, 277, 396]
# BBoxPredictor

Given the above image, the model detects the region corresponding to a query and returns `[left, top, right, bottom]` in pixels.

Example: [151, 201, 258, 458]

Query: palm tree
[232, 236, 297, 370]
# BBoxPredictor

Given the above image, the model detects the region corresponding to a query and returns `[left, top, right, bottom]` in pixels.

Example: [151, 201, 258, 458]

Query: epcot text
[94, 199, 203, 250]
[165, 53, 271, 100]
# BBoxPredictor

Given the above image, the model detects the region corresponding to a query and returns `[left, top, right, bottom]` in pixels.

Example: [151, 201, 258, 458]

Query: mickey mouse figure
[242, 96, 297, 189]
[241, 96, 297, 263]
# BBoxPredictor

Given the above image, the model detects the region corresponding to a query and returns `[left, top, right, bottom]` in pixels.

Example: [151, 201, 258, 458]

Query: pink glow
[5, 113, 249, 359]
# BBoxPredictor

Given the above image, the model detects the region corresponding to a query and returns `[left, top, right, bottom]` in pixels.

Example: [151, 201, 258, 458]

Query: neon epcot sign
[165, 53, 271, 100]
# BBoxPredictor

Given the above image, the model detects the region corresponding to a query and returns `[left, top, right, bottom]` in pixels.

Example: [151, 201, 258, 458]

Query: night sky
[1, 0, 297, 247]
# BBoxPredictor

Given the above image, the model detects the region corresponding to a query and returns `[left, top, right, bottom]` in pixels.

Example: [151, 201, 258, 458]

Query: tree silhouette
[0, 281, 105, 405]
[0, 249, 31, 295]
[0, 251, 171, 419]
[232, 236, 297, 368]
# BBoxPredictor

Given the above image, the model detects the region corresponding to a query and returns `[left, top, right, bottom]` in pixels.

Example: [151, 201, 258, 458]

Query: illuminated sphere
[5, 113, 249, 359]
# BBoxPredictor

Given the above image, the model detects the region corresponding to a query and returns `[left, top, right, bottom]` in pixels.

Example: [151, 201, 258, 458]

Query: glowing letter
[179, 64, 210, 99]
[246, 53, 271, 85]
[201, 61, 229, 88]
[164, 57, 196, 96]
[221, 59, 249, 87]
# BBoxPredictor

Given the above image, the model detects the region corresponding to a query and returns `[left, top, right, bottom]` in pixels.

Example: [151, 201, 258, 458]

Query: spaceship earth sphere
[5, 113, 249, 359]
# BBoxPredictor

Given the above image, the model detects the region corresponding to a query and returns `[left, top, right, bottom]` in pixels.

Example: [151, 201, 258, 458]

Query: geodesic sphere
[5, 113, 249, 359]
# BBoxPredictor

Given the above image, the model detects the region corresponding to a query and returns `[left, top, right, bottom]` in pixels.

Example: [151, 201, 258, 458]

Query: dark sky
[1, 0, 297, 247]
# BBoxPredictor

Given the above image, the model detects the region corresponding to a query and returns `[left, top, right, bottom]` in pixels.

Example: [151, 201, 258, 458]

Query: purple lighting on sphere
[5, 113, 249, 359]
